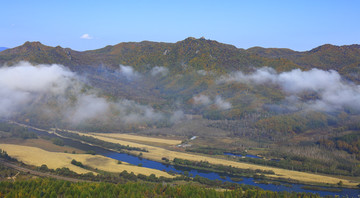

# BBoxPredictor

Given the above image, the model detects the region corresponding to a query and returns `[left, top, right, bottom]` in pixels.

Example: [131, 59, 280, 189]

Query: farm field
[0, 138, 85, 154]
[72, 131, 359, 187]
[92, 132, 182, 147]
[0, 144, 174, 178]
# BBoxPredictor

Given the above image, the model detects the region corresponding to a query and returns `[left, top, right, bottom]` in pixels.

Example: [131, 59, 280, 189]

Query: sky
[1, 0, 359, 51]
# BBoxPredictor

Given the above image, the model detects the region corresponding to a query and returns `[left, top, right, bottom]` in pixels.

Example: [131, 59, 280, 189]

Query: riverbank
[68, 130, 359, 188]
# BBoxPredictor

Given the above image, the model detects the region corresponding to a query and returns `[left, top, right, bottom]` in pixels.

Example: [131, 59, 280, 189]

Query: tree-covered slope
[0, 38, 300, 73]
[2, 38, 360, 80]
[246, 44, 360, 81]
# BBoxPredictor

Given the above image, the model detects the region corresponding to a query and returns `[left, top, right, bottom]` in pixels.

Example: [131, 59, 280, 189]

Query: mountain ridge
[1, 38, 360, 80]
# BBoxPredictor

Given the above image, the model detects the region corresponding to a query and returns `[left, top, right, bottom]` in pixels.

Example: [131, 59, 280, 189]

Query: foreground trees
[0, 178, 321, 198]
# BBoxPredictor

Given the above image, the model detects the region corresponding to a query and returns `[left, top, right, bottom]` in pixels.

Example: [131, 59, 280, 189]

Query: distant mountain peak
[6, 41, 51, 53]
[181, 37, 211, 43]
[177, 37, 238, 51]
[309, 44, 338, 53]
[24, 41, 42, 45]
[0, 47, 8, 52]
[309, 43, 360, 53]
[0, 41, 79, 66]
[22, 41, 47, 48]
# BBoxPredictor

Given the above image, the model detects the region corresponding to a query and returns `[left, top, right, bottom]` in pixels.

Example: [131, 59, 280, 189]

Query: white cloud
[0, 61, 75, 94]
[150, 66, 169, 76]
[0, 62, 181, 126]
[214, 96, 232, 110]
[218, 67, 360, 112]
[197, 70, 207, 76]
[217, 67, 277, 85]
[119, 65, 140, 80]
[193, 94, 211, 105]
[0, 62, 77, 117]
[192, 94, 231, 110]
[69, 94, 110, 123]
[80, 33, 93, 39]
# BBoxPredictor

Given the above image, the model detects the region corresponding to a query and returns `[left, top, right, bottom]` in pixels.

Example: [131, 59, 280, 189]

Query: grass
[70, 131, 359, 187]
[0, 144, 174, 178]
[0, 138, 85, 154]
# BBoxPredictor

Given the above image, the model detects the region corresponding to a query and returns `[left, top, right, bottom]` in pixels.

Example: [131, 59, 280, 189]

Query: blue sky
[1, 0, 359, 51]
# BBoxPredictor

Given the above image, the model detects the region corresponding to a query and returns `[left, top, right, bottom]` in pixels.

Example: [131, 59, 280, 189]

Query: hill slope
[2, 38, 360, 81]
[0, 38, 300, 73]
[246, 44, 360, 81]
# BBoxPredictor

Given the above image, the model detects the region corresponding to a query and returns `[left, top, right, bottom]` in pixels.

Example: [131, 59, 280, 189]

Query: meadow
[0, 144, 173, 178]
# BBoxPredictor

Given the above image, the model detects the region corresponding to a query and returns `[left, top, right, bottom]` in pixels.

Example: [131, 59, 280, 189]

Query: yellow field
[0, 138, 85, 154]
[93, 133, 182, 146]
[71, 131, 359, 186]
[0, 144, 173, 178]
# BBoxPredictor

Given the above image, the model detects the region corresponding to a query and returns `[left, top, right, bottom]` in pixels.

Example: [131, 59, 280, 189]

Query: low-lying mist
[0, 62, 183, 131]
[192, 95, 232, 110]
[2, 61, 360, 133]
[218, 67, 360, 112]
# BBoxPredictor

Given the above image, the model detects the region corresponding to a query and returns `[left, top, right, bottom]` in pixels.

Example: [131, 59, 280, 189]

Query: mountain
[87, 37, 299, 72]
[0, 38, 299, 73]
[1, 38, 360, 80]
[246, 46, 300, 58]
[0, 42, 93, 68]
[246, 44, 360, 81]
[246, 44, 360, 70]
[0, 47, 8, 52]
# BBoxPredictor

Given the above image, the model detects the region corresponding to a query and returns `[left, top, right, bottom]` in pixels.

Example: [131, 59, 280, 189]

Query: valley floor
[5, 122, 359, 188]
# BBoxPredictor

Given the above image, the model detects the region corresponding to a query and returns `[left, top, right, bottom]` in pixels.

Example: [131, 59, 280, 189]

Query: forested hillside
[0, 37, 299, 72]
[2, 38, 360, 80]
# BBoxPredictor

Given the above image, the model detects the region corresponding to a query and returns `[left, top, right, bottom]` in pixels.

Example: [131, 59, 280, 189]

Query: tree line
[0, 178, 322, 198]
[55, 130, 148, 152]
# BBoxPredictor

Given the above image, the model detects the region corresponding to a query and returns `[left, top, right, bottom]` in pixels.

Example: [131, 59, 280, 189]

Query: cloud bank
[218, 67, 360, 112]
[0, 62, 77, 116]
[0, 62, 181, 128]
